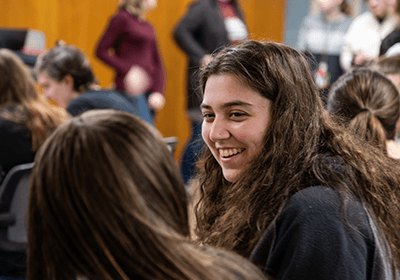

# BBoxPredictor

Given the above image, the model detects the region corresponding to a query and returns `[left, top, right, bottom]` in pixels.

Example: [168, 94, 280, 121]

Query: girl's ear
[62, 74, 74, 90]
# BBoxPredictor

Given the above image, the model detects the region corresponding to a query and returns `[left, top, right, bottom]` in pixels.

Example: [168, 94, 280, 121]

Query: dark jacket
[173, 0, 246, 112]
[67, 89, 152, 124]
[380, 27, 400, 56]
[250, 186, 393, 280]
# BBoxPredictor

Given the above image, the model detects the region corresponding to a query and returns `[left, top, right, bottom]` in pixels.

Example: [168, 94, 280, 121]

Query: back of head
[28, 110, 190, 279]
[370, 54, 400, 76]
[35, 43, 95, 93]
[0, 48, 37, 105]
[28, 109, 266, 280]
[327, 68, 400, 149]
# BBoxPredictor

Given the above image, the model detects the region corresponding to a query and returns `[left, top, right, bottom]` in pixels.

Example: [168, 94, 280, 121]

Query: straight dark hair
[28, 110, 266, 280]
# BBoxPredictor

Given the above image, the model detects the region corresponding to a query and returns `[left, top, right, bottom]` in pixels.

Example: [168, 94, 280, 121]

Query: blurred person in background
[0, 48, 66, 279]
[341, 0, 398, 70]
[379, 0, 400, 56]
[173, 0, 248, 185]
[36, 43, 152, 123]
[0, 49, 66, 185]
[297, 0, 352, 103]
[95, 0, 165, 124]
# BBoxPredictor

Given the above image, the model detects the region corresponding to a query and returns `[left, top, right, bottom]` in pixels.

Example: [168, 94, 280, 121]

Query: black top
[0, 116, 34, 185]
[380, 27, 400, 56]
[250, 186, 392, 280]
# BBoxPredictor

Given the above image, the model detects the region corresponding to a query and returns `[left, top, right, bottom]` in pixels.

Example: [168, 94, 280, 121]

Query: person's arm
[173, 1, 209, 66]
[95, 11, 131, 75]
[146, 39, 166, 111]
[340, 19, 358, 70]
[250, 187, 372, 280]
[149, 36, 165, 94]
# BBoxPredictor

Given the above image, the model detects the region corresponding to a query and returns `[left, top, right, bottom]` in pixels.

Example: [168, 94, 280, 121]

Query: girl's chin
[222, 170, 241, 183]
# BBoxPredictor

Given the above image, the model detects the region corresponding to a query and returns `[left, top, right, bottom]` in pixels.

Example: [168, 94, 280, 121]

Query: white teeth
[219, 148, 244, 157]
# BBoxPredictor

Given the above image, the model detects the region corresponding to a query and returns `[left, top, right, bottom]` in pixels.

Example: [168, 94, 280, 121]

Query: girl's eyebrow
[200, 100, 252, 110]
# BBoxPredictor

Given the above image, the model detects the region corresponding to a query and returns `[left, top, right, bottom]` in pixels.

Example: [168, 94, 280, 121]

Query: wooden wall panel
[0, 0, 285, 161]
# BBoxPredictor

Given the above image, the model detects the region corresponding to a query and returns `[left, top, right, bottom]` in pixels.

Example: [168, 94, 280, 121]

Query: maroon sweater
[96, 9, 165, 94]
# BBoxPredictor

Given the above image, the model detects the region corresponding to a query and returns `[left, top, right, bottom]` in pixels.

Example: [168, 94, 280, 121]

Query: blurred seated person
[27, 109, 266, 280]
[379, 0, 400, 56]
[341, 0, 398, 70]
[297, 0, 352, 98]
[0, 49, 66, 185]
[327, 68, 400, 159]
[35, 42, 152, 123]
[0, 48, 66, 279]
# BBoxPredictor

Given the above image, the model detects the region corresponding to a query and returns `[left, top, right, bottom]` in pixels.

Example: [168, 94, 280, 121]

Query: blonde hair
[119, 0, 146, 16]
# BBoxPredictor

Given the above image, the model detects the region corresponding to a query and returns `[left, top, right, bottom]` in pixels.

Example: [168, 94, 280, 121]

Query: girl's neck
[322, 7, 343, 22]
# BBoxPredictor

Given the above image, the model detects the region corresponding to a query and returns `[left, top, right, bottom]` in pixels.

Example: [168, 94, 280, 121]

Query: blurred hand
[148, 92, 165, 111]
[124, 65, 150, 95]
[200, 54, 213, 67]
[353, 53, 376, 66]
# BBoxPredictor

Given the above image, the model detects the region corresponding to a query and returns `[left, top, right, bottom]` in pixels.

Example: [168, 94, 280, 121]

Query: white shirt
[340, 12, 398, 70]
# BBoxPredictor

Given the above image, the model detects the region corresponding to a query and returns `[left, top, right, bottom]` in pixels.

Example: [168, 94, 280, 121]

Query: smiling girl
[195, 40, 400, 279]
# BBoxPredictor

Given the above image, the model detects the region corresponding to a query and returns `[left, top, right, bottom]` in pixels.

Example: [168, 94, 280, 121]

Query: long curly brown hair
[194, 40, 400, 273]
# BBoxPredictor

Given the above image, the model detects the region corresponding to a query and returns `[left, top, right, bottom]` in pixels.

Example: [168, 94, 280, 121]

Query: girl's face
[37, 72, 75, 109]
[367, 0, 390, 17]
[142, 0, 157, 12]
[317, 0, 343, 13]
[201, 74, 272, 183]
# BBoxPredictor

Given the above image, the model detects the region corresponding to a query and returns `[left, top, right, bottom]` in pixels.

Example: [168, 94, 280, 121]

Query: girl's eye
[202, 113, 215, 120]
[230, 112, 247, 118]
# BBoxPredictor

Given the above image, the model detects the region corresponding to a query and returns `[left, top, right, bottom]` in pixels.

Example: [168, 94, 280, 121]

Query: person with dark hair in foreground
[27, 110, 266, 280]
[195, 40, 400, 279]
